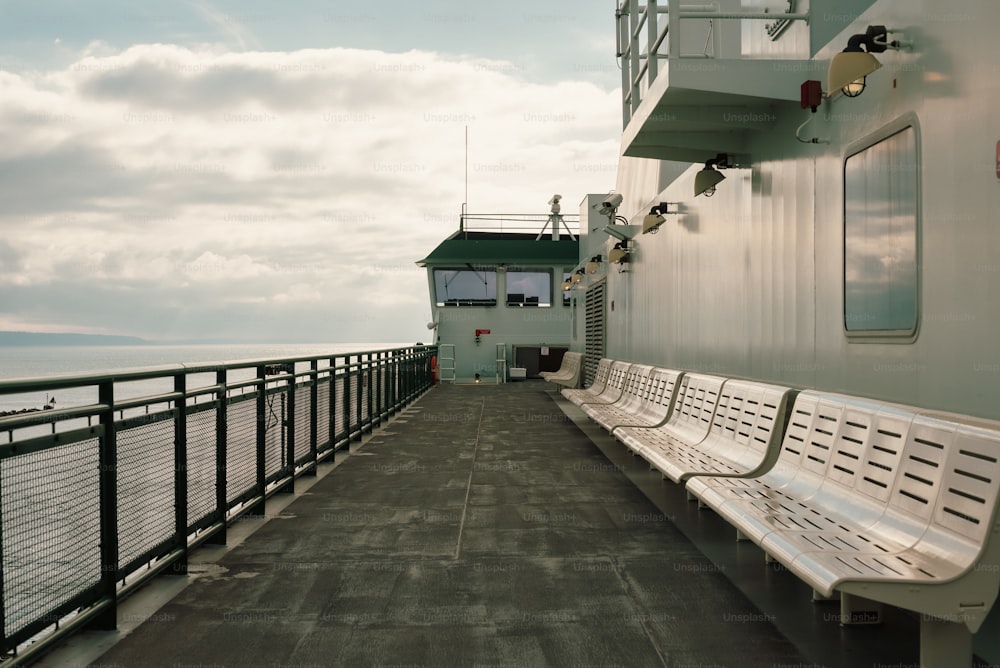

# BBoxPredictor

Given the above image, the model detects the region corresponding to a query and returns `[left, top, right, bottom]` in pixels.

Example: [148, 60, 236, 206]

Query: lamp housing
[827, 25, 895, 98]
[609, 241, 632, 264]
[641, 202, 677, 234]
[695, 155, 730, 197]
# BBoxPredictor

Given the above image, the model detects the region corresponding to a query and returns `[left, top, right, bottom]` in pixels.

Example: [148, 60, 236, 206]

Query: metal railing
[0, 344, 435, 663]
[616, 0, 810, 125]
[458, 213, 580, 235]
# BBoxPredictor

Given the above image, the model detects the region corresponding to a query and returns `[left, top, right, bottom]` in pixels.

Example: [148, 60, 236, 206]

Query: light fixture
[561, 279, 572, 292]
[571, 268, 585, 285]
[642, 202, 677, 234]
[827, 25, 910, 98]
[609, 241, 632, 264]
[585, 254, 602, 274]
[694, 154, 730, 197]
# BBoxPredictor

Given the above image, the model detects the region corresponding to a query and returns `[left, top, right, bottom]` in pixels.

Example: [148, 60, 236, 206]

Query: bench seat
[601, 368, 682, 433]
[569, 360, 632, 407]
[616, 373, 725, 472]
[648, 378, 792, 483]
[687, 391, 1000, 666]
[562, 358, 614, 406]
[540, 351, 582, 388]
[580, 364, 654, 429]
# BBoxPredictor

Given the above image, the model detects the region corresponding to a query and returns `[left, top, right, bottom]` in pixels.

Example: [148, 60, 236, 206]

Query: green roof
[416, 231, 579, 267]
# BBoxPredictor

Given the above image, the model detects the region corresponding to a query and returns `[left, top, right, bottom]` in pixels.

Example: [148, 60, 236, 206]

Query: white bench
[686, 391, 1000, 668]
[600, 368, 683, 434]
[539, 351, 582, 388]
[562, 358, 613, 406]
[639, 378, 792, 484]
[568, 360, 632, 407]
[615, 373, 726, 469]
[581, 364, 655, 429]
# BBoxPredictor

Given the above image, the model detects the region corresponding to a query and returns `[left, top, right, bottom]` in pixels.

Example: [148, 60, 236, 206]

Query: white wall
[601, 0, 1000, 419]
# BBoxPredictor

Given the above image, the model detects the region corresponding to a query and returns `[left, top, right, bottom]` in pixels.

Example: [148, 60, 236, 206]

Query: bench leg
[812, 589, 839, 603]
[735, 528, 749, 541]
[839, 594, 882, 625]
[920, 616, 972, 668]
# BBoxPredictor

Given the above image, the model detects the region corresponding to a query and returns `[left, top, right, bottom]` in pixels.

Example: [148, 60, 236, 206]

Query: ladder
[438, 344, 456, 383]
[495, 343, 507, 384]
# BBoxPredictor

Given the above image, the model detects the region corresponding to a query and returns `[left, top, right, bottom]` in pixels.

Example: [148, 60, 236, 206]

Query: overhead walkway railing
[0, 344, 435, 665]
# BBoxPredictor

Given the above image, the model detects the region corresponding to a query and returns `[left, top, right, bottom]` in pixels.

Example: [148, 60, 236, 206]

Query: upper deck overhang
[622, 58, 827, 163]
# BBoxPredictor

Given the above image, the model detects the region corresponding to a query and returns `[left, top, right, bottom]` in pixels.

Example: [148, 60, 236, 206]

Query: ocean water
[0, 342, 410, 413]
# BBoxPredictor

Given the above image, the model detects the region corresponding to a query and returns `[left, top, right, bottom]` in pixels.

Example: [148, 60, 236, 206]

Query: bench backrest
[662, 372, 725, 441]
[701, 379, 793, 470]
[611, 364, 655, 413]
[631, 368, 683, 427]
[586, 358, 613, 392]
[890, 413, 1000, 551]
[770, 391, 844, 476]
[588, 360, 632, 403]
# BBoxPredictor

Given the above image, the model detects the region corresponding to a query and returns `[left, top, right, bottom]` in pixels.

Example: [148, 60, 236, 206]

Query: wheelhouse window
[434, 268, 497, 306]
[562, 270, 572, 306]
[505, 270, 551, 307]
[844, 125, 919, 336]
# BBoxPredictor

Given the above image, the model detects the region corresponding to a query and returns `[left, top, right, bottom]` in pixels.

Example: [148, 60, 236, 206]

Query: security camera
[548, 194, 562, 215]
[596, 193, 623, 216]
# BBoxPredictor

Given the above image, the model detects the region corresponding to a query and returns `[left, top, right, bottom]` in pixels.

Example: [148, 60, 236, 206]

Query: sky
[0, 0, 621, 344]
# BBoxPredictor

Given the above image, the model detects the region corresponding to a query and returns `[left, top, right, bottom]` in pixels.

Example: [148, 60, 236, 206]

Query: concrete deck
[36, 382, 948, 667]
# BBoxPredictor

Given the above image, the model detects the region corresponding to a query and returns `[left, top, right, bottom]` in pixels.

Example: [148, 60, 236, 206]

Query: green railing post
[209, 368, 227, 545]
[340, 356, 350, 451]
[390, 350, 400, 414]
[364, 352, 374, 435]
[251, 364, 267, 517]
[172, 372, 188, 575]
[282, 366, 296, 493]
[353, 354, 363, 443]
[307, 360, 318, 475]
[95, 379, 118, 630]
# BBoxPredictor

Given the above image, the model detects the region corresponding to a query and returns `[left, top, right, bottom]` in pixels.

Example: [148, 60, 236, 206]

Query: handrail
[617, 0, 811, 126]
[0, 344, 437, 663]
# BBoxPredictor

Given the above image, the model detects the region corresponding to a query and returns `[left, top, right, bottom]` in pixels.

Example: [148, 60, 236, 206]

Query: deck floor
[37, 381, 969, 666]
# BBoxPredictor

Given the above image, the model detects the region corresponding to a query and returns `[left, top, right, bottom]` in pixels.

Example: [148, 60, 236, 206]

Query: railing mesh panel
[1, 437, 101, 639]
[294, 383, 311, 462]
[263, 388, 286, 478]
[226, 397, 256, 502]
[117, 417, 175, 570]
[334, 375, 346, 439]
[317, 378, 331, 451]
[186, 407, 217, 526]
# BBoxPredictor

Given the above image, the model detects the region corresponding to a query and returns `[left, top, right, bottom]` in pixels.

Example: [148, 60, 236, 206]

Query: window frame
[842, 114, 922, 343]
[433, 267, 498, 307]
[504, 268, 553, 308]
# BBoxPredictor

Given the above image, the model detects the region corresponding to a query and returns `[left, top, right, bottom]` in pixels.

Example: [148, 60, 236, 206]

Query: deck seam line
[608, 555, 670, 667]
[453, 397, 486, 560]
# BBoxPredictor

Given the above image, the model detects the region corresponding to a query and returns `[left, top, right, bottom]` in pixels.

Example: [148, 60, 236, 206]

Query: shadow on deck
[36, 382, 942, 667]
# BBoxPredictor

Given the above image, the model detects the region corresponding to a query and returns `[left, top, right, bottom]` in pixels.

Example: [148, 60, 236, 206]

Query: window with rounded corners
[434, 268, 496, 307]
[843, 121, 919, 339]
[505, 270, 551, 307]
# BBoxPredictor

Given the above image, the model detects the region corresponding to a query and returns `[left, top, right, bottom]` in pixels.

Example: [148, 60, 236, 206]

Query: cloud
[0, 44, 619, 342]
